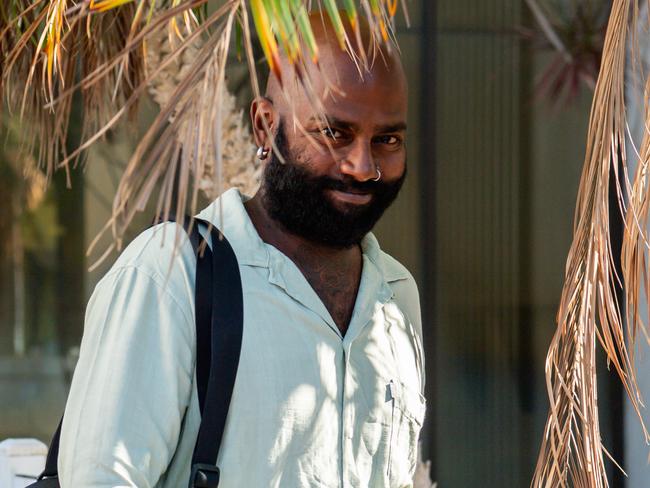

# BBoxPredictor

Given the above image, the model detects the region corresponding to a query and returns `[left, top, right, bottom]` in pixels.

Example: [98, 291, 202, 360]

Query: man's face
[262, 119, 406, 248]
[259, 42, 409, 248]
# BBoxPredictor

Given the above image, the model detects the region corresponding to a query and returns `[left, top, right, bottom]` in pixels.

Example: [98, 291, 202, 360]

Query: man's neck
[244, 194, 363, 335]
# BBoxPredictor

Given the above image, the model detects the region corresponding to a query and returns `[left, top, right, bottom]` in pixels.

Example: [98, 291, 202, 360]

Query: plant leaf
[322, 0, 348, 51]
[250, 0, 282, 84]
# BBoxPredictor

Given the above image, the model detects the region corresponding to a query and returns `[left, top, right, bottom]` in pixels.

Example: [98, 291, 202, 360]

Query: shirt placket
[341, 341, 353, 488]
[268, 249, 395, 487]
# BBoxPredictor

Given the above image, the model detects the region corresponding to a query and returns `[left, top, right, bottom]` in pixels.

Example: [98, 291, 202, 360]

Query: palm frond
[532, 1, 650, 486]
[1, 0, 405, 264]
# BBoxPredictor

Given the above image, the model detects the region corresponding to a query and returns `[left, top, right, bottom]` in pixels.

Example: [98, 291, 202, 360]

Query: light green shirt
[59, 189, 426, 488]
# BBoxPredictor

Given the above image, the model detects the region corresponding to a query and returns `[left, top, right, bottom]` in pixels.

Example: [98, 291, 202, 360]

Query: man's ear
[250, 96, 276, 147]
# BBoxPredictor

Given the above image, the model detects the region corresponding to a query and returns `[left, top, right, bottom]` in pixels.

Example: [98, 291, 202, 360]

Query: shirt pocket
[386, 379, 426, 487]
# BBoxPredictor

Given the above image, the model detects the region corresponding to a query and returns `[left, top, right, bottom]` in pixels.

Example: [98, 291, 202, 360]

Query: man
[59, 13, 425, 488]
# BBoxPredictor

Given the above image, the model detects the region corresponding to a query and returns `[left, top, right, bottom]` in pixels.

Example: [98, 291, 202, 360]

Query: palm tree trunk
[12, 192, 25, 356]
[54, 95, 85, 355]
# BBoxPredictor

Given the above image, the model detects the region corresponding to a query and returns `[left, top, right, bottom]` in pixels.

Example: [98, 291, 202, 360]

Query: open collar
[196, 188, 270, 268]
[196, 189, 410, 338]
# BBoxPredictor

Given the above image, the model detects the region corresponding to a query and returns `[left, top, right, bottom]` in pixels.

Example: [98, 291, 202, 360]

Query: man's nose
[339, 140, 377, 181]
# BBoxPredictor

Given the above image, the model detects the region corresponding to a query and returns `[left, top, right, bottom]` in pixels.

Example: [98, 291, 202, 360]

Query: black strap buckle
[189, 463, 220, 488]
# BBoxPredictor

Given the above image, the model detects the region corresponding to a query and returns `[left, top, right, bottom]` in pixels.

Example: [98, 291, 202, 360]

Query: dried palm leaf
[533, 1, 650, 486]
[144, 19, 259, 198]
[1, 0, 406, 262]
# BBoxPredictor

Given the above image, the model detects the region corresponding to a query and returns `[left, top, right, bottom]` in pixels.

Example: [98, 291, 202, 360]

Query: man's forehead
[306, 25, 406, 100]
[312, 68, 407, 123]
[307, 111, 407, 132]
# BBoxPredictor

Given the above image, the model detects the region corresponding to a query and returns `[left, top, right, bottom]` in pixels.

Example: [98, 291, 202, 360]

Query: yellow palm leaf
[34, 0, 67, 103]
[250, 0, 282, 84]
[90, 0, 135, 13]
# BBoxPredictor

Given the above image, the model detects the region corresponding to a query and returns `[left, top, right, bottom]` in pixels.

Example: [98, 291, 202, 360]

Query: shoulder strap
[189, 218, 212, 413]
[37, 419, 61, 480]
[188, 222, 243, 488]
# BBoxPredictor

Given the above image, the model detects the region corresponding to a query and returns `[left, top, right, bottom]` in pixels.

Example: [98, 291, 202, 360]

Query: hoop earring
[256, 146, 269, 160]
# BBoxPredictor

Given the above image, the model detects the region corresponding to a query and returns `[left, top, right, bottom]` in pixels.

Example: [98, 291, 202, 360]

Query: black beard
[261, 121, 406, 248]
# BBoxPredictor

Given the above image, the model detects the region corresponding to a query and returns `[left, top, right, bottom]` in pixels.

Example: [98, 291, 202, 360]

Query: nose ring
[372, 163, 382, 182]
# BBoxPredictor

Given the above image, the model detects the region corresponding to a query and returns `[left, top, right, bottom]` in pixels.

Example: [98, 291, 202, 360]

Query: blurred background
[1, 0, 647, 486]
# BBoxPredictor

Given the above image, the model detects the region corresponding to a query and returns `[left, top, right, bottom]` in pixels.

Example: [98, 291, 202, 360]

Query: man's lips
[327, 188, 373, 205]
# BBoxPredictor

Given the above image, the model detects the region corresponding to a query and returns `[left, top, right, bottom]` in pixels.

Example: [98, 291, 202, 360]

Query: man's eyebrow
[375, 122, 407, 133]
[308, 116, 407, 133]
[309, 115, 359, 131]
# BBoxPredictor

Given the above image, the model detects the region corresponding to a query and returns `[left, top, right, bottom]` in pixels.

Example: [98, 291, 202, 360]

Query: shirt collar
[196, 188, 269, 267]
[361, 233, 410, 283]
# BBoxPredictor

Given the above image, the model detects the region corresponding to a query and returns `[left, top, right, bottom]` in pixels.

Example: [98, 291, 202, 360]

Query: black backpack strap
[187, 217, 212, 413]
[36, 418, 61, 481]
[188, 224, 243, 488]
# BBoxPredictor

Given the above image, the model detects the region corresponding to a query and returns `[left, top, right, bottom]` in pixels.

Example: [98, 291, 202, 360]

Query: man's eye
[321, 127, 342, 139]
[376, 135, 401, 145]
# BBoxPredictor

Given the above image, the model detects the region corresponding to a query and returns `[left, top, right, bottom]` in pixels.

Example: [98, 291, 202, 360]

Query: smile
[327, 189, 373, 205]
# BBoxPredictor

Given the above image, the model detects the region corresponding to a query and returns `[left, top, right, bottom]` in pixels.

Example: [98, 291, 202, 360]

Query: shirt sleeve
[58, 265, 195, 488]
